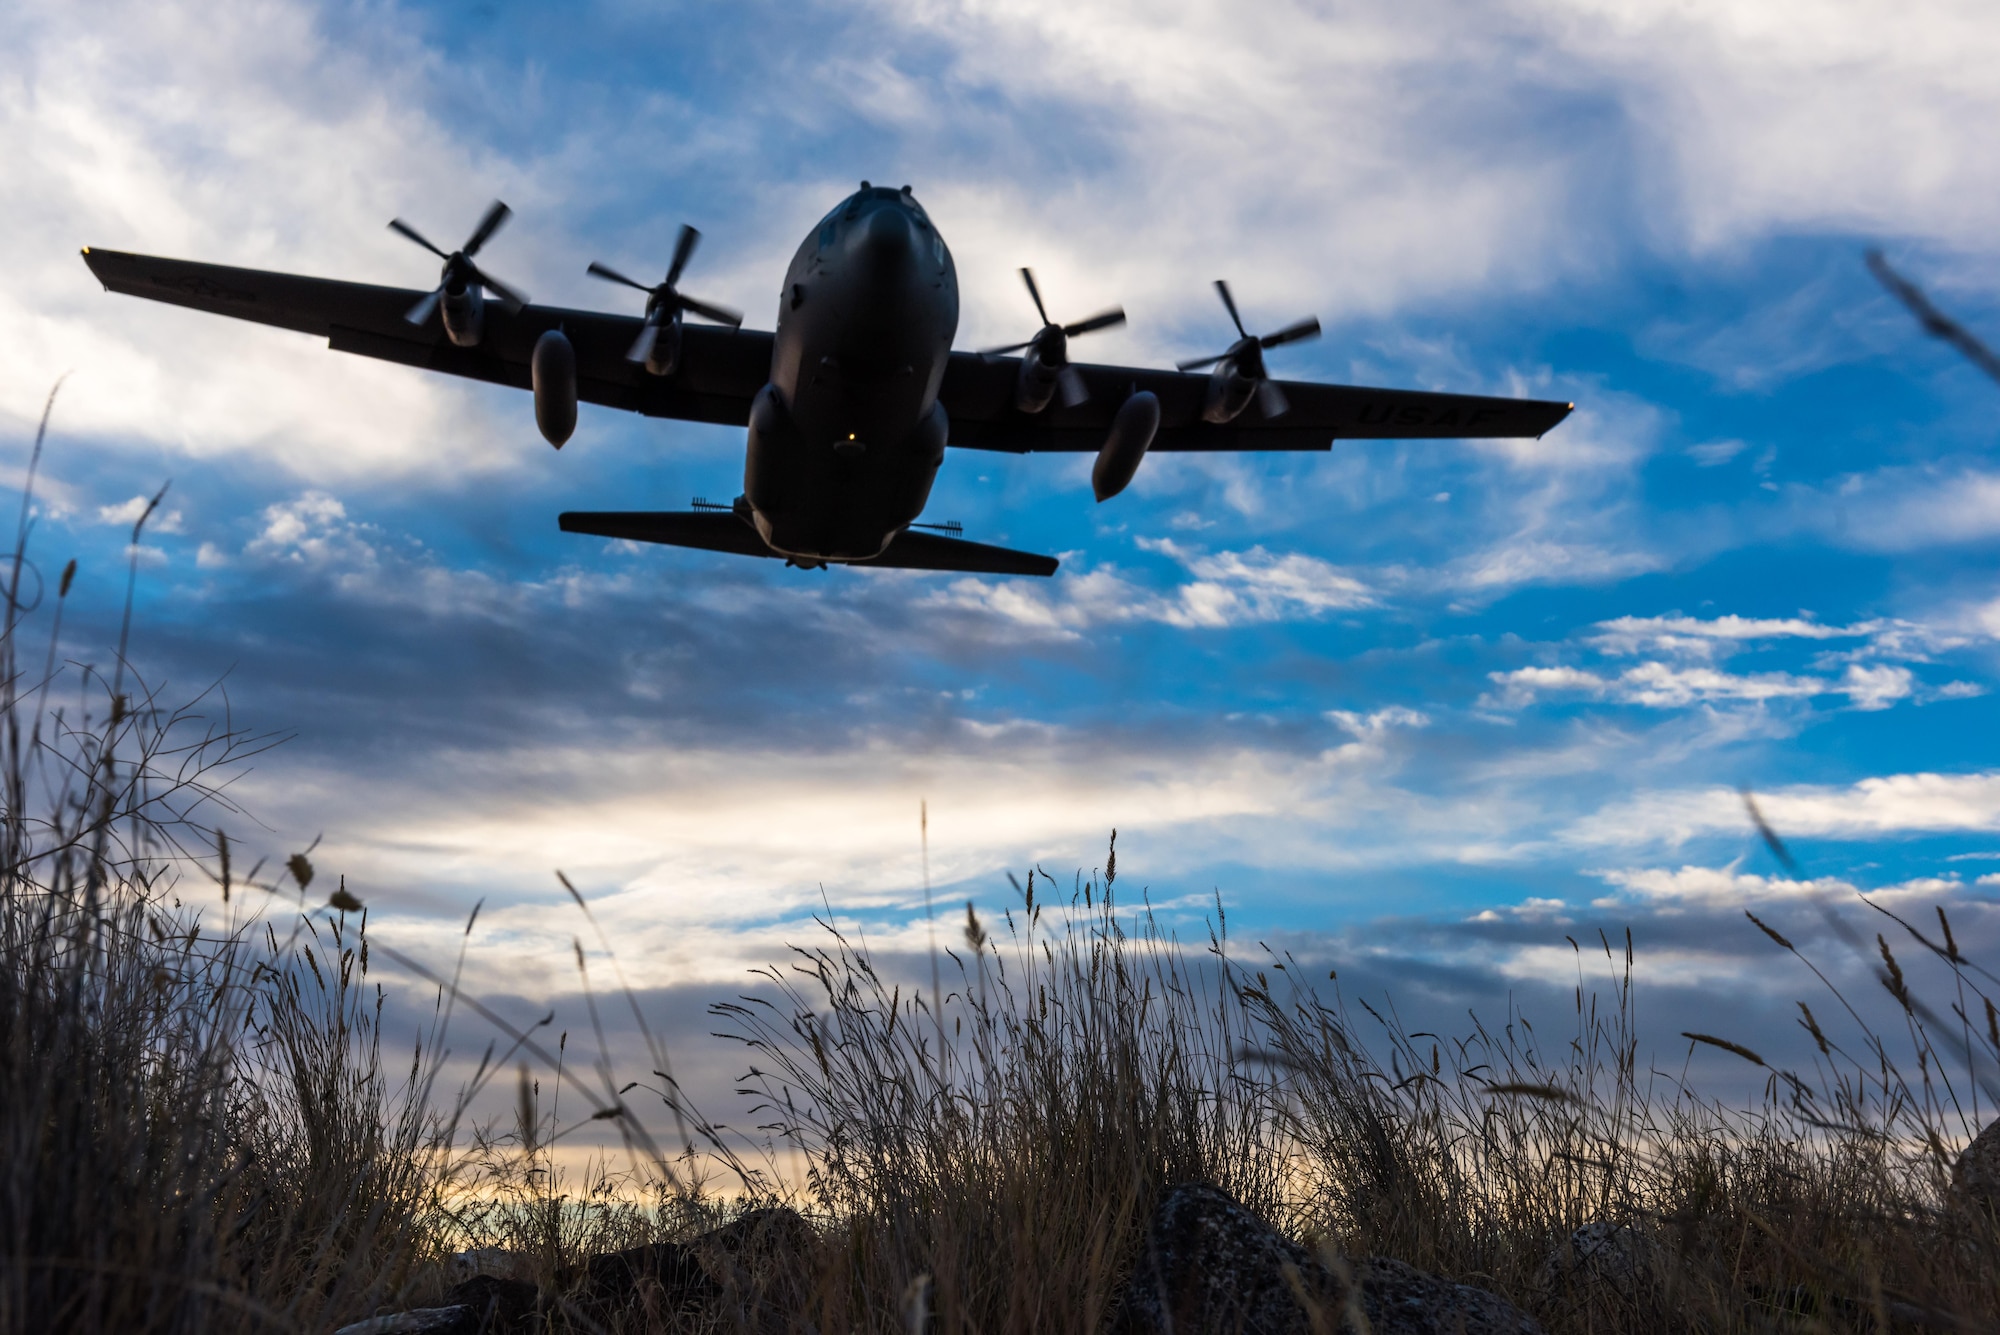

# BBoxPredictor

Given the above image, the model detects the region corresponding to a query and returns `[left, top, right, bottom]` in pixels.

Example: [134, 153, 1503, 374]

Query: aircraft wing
[937, 352, 1572, 452]
[78, 248, 771, 428]
[80, 249, 1570, 451]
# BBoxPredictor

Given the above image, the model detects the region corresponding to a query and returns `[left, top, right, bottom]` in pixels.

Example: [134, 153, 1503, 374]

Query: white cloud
[1483, 659, 1922, 712]
[237, 731, 1448, 989]
[95, 494, 183, 533]
[1590, 613, 1869, 656]
[888, 0, 2000, 367]
[1687, 439, 1748, 466]
[2, 0, 554, 481]
[1592, 862, 1841, 909]
[1839, 663, 1914, 711]
[1787, 469, 2000, 554]
[1437, 539, 1660, 595]
[1328, 706, 1432, 737]
[926, 541, 1374, 638]
[244, 492, 378, 571]
[1569, 770, 2000, 849]
[1144, 539, 1375, 624]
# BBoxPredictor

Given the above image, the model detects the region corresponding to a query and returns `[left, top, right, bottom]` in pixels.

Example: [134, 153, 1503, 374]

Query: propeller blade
[403, 286, 443, 326]
[388, 218, 449, 260]
[678, 293, 742, 328]
[587, 261, 653, 293]
[1064, 307, 1127, 337]
[1260, 316, 1322, 349]
[1256, 377, 1290, 419]
[1176, 352, 1227, 372]
[1214, 280, 1247, 339]
[666, 224, 700, 288]
[1058, 365, 1089, 408]
[462, 200, 512, 257]
[473, 266, 529, 313]
[1020, 268, 1051, 326]
[979, 339, 1036, 356]
[627, 322, 660, 365]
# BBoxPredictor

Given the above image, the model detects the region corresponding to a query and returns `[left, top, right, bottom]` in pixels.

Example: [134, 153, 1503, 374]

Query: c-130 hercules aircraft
[82, 185, 1572, 577]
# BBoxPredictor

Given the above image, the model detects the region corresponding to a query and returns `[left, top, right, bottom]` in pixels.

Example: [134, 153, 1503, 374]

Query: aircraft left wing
[937, 352, 1572, 452]
[78, 249, 772, 428]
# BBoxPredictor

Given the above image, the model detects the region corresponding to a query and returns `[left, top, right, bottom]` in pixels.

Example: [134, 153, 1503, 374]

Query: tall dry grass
[0, 389, 458, 1334]
[718, 853, 2000, 1333]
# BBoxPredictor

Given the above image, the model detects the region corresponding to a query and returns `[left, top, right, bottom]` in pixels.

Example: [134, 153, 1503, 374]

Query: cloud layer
[7, 0, 2000, 1130]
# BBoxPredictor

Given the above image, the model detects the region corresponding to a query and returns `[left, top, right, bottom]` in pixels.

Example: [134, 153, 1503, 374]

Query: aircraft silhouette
[81, 184, 1570, 577]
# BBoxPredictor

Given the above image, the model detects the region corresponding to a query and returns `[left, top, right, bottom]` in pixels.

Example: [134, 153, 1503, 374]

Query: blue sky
[8, 0, 2000, 1121]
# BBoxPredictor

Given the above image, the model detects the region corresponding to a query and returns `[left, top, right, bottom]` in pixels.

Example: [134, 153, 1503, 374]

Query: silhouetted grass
[714, 861, 2000, 1333]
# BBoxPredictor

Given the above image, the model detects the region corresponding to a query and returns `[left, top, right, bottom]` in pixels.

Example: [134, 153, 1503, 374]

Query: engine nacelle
[1014, 343, 1062, 414]
[1092, 390, 1160, 502]
[644, 311, 684, 377]
[1201, 360, 1258, 425]
[532, 329, 577, 448]
[441, 281, 485, 348]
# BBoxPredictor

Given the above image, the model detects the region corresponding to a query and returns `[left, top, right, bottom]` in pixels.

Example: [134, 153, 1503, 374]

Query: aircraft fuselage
[745, 185, 958, 565]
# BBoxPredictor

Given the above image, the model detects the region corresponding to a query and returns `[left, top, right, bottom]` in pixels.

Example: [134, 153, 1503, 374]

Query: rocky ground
[336, 1121, 2000, 1334]
[337, 1184, 1542, 1335]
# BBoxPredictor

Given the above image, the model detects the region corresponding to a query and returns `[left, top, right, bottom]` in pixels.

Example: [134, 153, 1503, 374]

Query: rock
[561, 1239, 721, 1325]
[694, 1205, 817, 1269]
[1118, 1183, 1338, 1335]
[439, 1276, 542, 1333]
[692, 1206, 820, 1329]
[1116, 1182, 1542, 1335]
[1355, 1255, 1544, 1335]
[332, 1307, 475, 1335]
[1537, 1220, 1662, 1302]
[1950, 1117, 2000, 1218]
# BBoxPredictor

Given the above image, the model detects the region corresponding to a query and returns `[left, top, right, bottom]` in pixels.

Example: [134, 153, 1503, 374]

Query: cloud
[14, 0, 2000, 1137]
[1590, 613, 1872, 656]
[1480, 660, 1907, 710]
[925, 540, 1374, 638]
[1142, 539, 1376, 624]
[95, 494, 183, 533]
[2, 0, 550, 481]
[1783, 468, 2000, 555]
[1482, 605, 1978, 716]
[1687, 439, 1748, 466]
[243, 492, 374, 569]
[1568, 770, 2000, 849]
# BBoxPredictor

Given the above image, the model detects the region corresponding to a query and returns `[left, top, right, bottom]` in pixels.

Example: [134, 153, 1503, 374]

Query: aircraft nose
[851, 206, 915, 271]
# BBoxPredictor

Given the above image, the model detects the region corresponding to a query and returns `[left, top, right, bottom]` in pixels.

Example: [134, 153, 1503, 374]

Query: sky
[8, 0, 2000, 1144]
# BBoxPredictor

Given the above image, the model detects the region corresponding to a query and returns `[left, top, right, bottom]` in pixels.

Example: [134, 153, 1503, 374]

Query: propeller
[1175, 280, 1320, 417]
[389, 200, 529, 326]
[981, 268, 1125, 407]
[588, 225, 743, 364]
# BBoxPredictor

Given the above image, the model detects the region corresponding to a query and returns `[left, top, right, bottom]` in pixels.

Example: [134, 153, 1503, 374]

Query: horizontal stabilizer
[558, 511, 1058, 577]
[560, 510, 773, 558]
